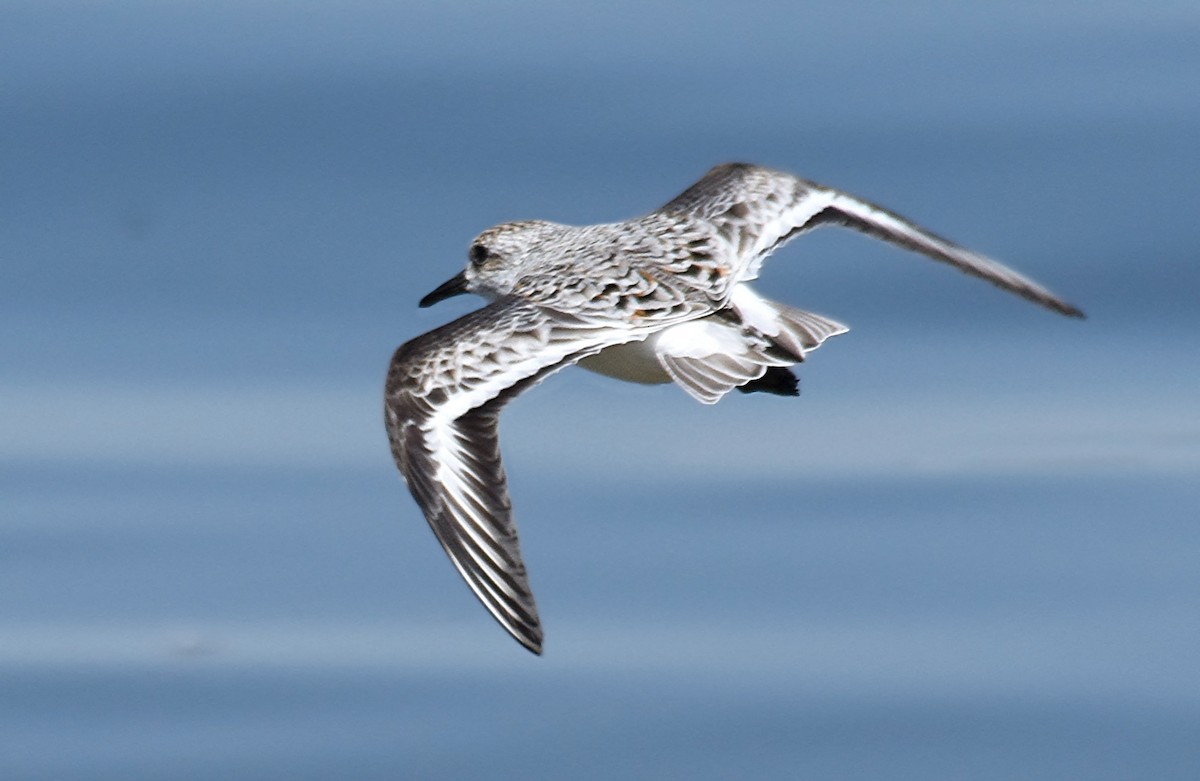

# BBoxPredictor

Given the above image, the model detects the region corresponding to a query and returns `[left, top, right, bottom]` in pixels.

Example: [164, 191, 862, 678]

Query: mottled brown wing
[660, 163, 1084, 318]
[384, 297, 650, 654]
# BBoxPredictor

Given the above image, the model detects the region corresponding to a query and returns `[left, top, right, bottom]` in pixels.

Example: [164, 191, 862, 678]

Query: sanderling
[384, 163, 1083, 654]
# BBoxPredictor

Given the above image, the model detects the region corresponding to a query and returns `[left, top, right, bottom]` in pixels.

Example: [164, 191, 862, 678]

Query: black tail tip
[737, 367, 800, 397]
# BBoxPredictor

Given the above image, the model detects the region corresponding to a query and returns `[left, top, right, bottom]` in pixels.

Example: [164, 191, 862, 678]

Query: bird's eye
[469, 244, 489, 267]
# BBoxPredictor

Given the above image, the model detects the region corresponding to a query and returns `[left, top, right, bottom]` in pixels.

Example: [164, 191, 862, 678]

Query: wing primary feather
[807, 193, 1085, 318]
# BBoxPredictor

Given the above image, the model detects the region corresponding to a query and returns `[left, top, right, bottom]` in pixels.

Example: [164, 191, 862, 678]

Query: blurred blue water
[2, 2, 1199, 779]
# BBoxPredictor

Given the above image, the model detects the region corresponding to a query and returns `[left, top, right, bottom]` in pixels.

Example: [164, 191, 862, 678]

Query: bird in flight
[384, 163, 1083, 654]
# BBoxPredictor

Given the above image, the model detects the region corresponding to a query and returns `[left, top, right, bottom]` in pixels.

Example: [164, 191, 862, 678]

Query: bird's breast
[577, 336, 671, 384]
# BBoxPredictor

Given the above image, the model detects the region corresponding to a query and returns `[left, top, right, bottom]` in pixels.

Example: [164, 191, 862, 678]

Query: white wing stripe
[386, 298, 661, 653]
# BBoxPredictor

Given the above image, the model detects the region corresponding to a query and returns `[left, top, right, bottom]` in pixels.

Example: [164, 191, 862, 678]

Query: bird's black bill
[419, 272, 469, 308]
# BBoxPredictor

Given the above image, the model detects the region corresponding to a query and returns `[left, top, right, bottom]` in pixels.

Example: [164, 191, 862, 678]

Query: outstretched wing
[384, 297, 650, 654]
[660, 163, 1084, 318]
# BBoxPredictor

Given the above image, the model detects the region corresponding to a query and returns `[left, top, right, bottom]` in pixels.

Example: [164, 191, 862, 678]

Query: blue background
[2, 2, 1198, 778]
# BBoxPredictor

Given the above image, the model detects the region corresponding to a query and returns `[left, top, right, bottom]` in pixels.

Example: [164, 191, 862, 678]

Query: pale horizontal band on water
[1, 609, 1195, 705]
[0, 379, 1195, 477]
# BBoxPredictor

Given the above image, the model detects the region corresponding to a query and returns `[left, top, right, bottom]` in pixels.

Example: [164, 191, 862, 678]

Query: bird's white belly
[576, 311, 757, 385]
[577, 335, 671, 384]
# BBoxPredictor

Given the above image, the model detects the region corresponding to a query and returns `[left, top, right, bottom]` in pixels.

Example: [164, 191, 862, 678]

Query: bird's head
[419, 220, 556, 307]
